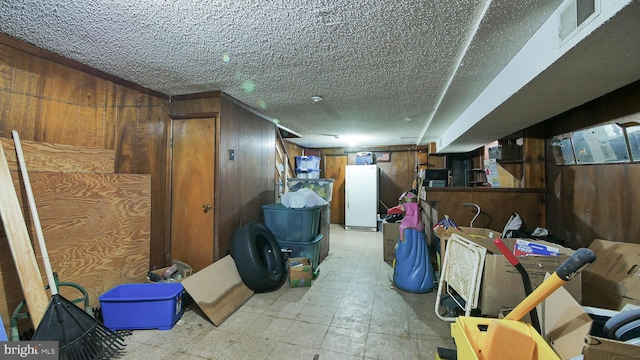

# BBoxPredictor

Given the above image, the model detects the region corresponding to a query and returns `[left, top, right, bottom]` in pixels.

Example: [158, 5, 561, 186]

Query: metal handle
[556, 248, 596, 281]
[463, 202, 481, 227]
[202, 204, 212, 213]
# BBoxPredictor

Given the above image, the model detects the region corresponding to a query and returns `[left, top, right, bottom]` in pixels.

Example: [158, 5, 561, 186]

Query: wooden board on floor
[0, 137, 114, 173]
[0, 172, 151, 331]
[181, 255, 253, 326]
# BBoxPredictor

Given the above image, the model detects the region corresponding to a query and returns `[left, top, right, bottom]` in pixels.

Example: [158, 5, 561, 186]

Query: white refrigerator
[345, 164, 379, 231]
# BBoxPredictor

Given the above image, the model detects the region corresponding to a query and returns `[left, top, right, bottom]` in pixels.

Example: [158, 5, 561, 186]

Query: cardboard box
[539, 276, 640, 360]
[288, 257, 313, 288]
[433, 226, 502, 247]
[581, 239, 640, 311]
[456, 227, 502, 242]
[146, 260, 193, 283]
[482, 244, 581, 317]
[583, 336, 640, 359]
[452, 232, 581, 316]
[383, 222, 400, 261]
[433, 226, 501, 262]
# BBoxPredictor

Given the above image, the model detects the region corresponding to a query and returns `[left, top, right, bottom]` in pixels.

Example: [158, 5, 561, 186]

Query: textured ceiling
[1, 0, 639, 151]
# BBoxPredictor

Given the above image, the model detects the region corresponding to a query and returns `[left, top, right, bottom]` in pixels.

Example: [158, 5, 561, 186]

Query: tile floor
[118, 224, 454, 360]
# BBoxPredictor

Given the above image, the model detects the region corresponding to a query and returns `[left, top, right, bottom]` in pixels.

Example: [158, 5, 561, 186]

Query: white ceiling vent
[559, 0, 600, 45]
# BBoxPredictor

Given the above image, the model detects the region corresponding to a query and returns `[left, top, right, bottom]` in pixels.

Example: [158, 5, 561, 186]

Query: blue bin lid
[261, 203, 322, 211]
[295, 155, 320, 160]
[99, 282, 184, 301]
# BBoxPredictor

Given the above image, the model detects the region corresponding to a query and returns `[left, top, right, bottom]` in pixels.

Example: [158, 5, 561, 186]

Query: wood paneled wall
[0, 34, 171, 269]
[522, 124, 546, 189]
[216, 94, 276, 259]
[373, 151, 416, 213]
[423, 188, 546, 234]
[545, 79, 640, 249]
[168, 92, 276, 261]
[284, 141, 304, 165]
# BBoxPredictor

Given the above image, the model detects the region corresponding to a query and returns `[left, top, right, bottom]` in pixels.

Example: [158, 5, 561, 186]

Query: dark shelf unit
[467, 168, 487, 187]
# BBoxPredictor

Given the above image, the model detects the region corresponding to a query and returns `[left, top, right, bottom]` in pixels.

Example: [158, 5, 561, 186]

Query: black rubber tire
[231, 222, 286, 293]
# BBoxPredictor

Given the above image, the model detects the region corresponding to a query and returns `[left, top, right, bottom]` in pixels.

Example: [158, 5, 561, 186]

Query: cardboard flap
[458, 227, 502, 239]
[541, 273, 593, 359]
[584, 336, 640, 359]
[444, 227, 503, 253]
[181, 255, 253, 326]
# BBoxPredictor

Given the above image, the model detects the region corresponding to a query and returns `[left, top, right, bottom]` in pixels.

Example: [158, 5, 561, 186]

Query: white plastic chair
[435, 233, 487, 321]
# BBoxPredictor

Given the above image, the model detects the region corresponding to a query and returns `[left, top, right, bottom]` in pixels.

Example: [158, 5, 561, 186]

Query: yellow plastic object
[451, 316, 561, 360]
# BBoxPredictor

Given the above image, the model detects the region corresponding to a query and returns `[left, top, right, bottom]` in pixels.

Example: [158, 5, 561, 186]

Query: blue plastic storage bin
[355, 152, 374, 165]
[0, 315, 7, 341]
[99, 283, 184, 330]
[262, 203, 321, 242]
[294, 156, 320, 171]
[279, 234, 322, 269]
[294, 169, 321, 179]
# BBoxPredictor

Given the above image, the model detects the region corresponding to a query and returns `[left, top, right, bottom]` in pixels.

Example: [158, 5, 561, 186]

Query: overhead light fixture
[339, 134, 368, 147]
[311, 95, 323, 103]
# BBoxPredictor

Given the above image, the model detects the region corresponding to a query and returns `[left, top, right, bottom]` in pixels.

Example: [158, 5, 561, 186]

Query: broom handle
[12, 130, 58, 296]
[504, 248, 596, 321]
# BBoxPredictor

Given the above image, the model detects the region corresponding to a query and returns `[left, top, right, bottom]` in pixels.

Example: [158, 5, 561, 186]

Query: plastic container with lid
[262, 203, 322, 242]
[287, 178, 334, 201]
[294, 156, 320, 171]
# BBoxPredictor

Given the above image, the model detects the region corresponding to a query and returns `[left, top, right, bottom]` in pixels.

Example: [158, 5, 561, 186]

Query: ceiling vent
[559, 0, 600, 45]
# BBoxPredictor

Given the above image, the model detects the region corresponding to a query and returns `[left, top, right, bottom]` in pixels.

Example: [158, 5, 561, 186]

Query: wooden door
[171, 118, 215, 271]
[324, 154, 347, 224]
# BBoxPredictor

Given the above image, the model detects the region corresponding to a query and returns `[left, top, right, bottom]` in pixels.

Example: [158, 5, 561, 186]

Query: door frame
[169, 117, 218, 271]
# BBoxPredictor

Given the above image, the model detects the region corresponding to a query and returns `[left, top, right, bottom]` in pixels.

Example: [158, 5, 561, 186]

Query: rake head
[32, 294, 126, 360]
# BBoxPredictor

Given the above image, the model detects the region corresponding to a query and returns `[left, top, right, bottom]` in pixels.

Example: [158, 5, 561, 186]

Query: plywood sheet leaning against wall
[0, 137, 115, 173]
[0, 137, 150, 335]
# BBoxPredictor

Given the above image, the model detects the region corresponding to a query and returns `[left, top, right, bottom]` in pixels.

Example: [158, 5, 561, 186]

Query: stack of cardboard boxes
[435, 226, 640, 359]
